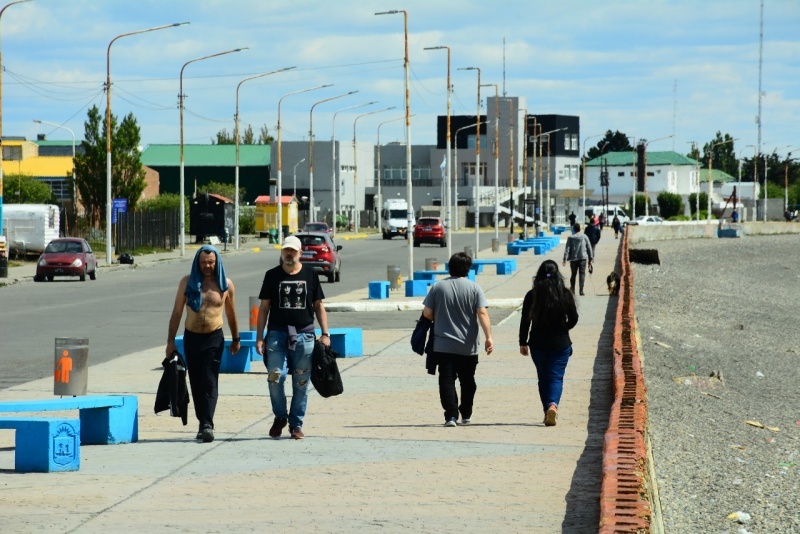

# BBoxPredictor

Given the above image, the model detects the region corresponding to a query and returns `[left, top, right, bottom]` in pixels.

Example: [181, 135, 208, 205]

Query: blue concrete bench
[368, 280, 390, 299]
[0, 417, 81, 472]
[315, 327, 363, 358]
[413, 270, 475, 281]
[0, 395, 138, 445]
[406, 278, 433, 297]
[472, 258, 517, 275]
[551, 225, 569, 235]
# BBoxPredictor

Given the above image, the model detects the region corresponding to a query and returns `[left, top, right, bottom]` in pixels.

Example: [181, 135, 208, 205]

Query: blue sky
[3, 0, 799, 157]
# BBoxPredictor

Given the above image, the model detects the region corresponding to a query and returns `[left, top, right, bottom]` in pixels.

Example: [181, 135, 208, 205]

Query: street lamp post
[423, 45, 452, 257]
[234, 67, 295, 249]
[33, 119, 75, 226]
[375, 9, 413, 278]
[332, 101, 377, 237]
[352, 107, 394, 232]
[0, 0, 32, 245]
[737, 145, 754, 221]
[704, 137, 737, 222]
[292, 158, 305, 197]
[376, 114, 405, 235]
[530, 128, 567, 227]
[309, 91, 357, 226]
[277, 84, 331, 243]
[454, 122, 479, 242]
[458, 66, 481, 258]
[787, 148, 800, 214]
[642, 135, 674, 216]
[106, 22, 188, 264]
[179, 47, 246, 257]
[582, 134, 604, 220]
[480, 83, 499, 241]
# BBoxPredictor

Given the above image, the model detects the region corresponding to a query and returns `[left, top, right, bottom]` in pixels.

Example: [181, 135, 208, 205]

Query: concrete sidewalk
[0, 231, 619, 533]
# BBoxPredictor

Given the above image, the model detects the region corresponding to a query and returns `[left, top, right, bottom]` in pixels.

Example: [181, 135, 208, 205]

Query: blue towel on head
[185, 245, 229, 312]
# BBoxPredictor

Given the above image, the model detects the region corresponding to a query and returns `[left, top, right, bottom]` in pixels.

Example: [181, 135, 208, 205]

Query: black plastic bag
[311, 341, 343, 398]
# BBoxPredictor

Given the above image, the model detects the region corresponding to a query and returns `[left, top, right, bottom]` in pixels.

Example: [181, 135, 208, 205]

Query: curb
[325, 297, 523, 312]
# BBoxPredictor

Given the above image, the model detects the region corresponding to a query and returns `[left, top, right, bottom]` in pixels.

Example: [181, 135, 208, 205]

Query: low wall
[627, 221, 800, 245]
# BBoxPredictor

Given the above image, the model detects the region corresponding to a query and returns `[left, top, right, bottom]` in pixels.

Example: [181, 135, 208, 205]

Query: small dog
[606, 271, 620, 295]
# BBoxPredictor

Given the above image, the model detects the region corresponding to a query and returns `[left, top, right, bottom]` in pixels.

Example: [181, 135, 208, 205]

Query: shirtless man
[166, 245, 240, 442]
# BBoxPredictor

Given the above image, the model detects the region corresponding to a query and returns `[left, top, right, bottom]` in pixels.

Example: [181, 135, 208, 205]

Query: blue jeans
[264, 331, 315, 429]
[529, 346, 573, 414]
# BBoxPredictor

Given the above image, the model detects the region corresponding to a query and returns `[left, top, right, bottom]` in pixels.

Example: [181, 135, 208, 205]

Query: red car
[413, 217, 446, 247]
[34, 238, 98, 282]
[296, 232, 342, 283]
[303, 222, 332, 234]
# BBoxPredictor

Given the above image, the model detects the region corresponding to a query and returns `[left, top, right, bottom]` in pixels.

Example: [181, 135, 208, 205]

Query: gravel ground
[632, 234, 800, 534]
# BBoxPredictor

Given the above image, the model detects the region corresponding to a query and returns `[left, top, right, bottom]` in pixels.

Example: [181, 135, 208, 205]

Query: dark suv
[413, 217, 446, 247]
[296, 232, 342, 283]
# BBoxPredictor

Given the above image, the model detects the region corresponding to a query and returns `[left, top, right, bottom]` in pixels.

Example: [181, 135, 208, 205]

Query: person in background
[518, 260, 579, 427]
[563, 223, 593, 296]
[166, 245, 240, 443]
[422, 252, 493, 427]
[598, 212, 606, 230]
[568, 212, 577, 226]
[612, 215, 621, 239]
[256, 236, 330, 440]
[584, 218, 601, 256]
[731, 209, 739, 223]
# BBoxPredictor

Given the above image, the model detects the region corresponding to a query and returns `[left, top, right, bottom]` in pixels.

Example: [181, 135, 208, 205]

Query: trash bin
[387, 265, 402, 291]
[491, 238, 500, 252]
[249, 296, 259, 330]
[508, 233, 516, 243]
[282, 226, 290, 238]
[54, 337, 89, 396]
[463, 246, 473, 258]
[425, 257, 438, 271]
[268, 228, 278, 244]
[0, 250, 7, 278]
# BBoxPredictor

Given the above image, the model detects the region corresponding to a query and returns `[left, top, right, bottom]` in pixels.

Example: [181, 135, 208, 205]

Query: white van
[585, 205, 629, 224]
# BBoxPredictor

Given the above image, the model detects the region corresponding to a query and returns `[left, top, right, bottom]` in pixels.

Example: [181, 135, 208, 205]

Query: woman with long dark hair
[518, 260, 579, 426]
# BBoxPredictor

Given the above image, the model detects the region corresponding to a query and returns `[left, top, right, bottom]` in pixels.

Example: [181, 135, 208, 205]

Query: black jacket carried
[154, 351, 190, 425]
[411, 314, 437, 375]
[311, 341, 344, 398]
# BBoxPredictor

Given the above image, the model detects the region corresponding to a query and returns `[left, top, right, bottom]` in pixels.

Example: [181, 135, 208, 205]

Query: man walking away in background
[585, 218, 601, 255]
[422, 252, 494, 427]
[563, 223, 594, 296]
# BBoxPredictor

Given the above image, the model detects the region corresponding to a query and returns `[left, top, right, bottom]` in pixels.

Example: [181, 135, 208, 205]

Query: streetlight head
[375, 10, 399, 15]
[424, 46, 446, 51]
[234, 47, 249, 53]
[173, 22, 191, 27]
[458, 67, 477, 71]
[33, 119, 41, 124]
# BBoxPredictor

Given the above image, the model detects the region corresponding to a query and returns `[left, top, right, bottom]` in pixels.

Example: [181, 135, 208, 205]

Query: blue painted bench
[413, 270, 475, 281]
[0, 417, 81, 472]
[472, 258, 517, 275]
[406, 278, 433, 297]
[315, 327, 363, 358]
[368, 280, 390, 299]
[0, 395, 138, 445]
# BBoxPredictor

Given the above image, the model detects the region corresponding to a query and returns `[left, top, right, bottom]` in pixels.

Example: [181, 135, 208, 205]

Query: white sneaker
[444, 418, 457, 427]
[460, 418, 471, 425]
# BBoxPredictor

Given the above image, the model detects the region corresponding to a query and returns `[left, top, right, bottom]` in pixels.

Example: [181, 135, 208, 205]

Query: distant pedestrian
[784, 209, 793, 222]
[568, 212, 576, 226]
[256, 235, 331, 440]
[598, 212, 606, 230]
[731, 209, 739, 223]
[585, 219, 601, 255]
[518, 260, 579, 426]
[563, 223, 593, 296]
[612, 215, 621, 239]
[422, 252, 494, 427]
[166, 245, 241, 443]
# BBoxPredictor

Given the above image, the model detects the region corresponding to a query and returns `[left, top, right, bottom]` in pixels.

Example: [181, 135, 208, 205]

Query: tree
[628, 194, 648, 217]
[212, 123, 272, 145]
[688, 192, 708, 215]
[656, 192, 684, 219]
[3, 174, 56, 204]
[197, 180, 244, 203]
[73, 105, 146, 226]
[587, 130, 633, 159]
[698, 132, 738, 177]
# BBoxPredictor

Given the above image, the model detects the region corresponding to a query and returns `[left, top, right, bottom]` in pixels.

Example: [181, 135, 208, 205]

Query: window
[565, 134, 578, 150]
[617, 171, 625, 177]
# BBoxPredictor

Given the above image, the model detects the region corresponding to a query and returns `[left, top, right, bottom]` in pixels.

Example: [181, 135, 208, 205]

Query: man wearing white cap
[256, 235, 330, 440]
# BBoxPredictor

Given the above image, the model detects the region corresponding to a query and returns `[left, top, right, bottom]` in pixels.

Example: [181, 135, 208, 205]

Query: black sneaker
[269, 417, 288, 438]
[201, 426, 214, 443]
[195, 424, 203, 440]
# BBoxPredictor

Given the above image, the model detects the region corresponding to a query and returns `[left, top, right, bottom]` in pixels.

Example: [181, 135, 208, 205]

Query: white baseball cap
[281, 235, 302, 251]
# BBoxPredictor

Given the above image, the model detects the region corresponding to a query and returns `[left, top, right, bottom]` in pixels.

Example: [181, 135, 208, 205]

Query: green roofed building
[141, 144, 271, 204]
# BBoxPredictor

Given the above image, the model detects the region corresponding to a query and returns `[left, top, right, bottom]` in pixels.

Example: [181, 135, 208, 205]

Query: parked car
[413, 217, 446, 247]
[303, 222, 332, 234]
[34, 238, 97, 282]
[295, 232, 342, 283]
[630, 215, 664, 225]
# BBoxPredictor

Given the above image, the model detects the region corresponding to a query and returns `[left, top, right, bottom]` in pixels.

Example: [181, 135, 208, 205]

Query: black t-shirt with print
[259, 264, 325, 329]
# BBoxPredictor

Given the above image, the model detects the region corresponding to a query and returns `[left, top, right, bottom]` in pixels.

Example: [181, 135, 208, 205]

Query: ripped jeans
[265, 330, 315, 429]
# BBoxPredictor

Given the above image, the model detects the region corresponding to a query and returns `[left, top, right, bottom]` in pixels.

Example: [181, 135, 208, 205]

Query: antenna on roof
[502, 37, 507, 96]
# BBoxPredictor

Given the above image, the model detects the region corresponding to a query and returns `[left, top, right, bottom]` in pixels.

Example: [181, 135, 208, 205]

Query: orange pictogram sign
[55, 350, 73, 383]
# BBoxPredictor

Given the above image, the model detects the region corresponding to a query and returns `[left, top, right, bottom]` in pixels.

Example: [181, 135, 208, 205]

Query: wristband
[320, 333, 330, 338]
[232, 337, 240, 343]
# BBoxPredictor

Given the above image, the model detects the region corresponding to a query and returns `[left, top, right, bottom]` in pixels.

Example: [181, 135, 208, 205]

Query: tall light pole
[764, 145, 791, 221]
[532, 128, 567, 226]
[459, 66, 481, 258]
[787, 148, 799, 214]
[277, 84, 331, 242]
[703, 137, 737, 221]
[642, 135, 674, 216]
[352, 107, 394, 232]
[179, 47, 246, 257]
[424, 45, 452, 256]
[292, 158, 305, 197]
[738, 145, 754, 221]
[454, 122, 479, 242]
[33, 119, 75, 224]
[375, 9, 413, 278]
[106, 22, 188, 264]
[0, 0, 31, 245]
[481, 83, 499, 241]
[582, 134, 604, 219]
[376, 114, 405, 236]
[332, 101, 377, 237]
[518, 110, 532, 238]
[309, 91, 357, 226]
[234, 67, 295, 249]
